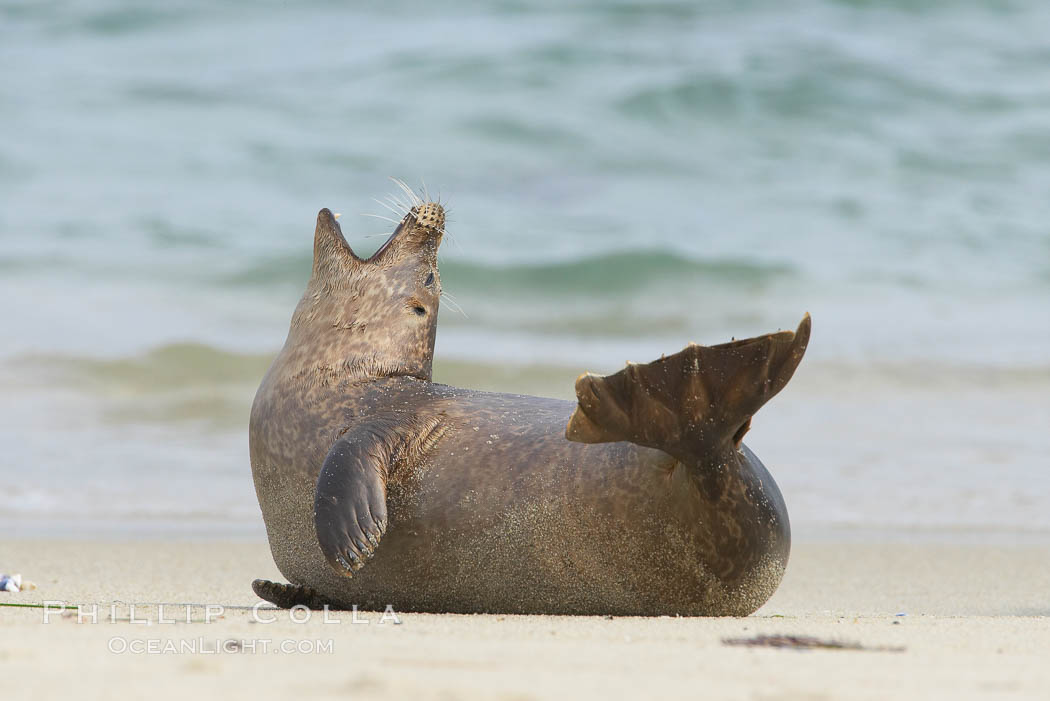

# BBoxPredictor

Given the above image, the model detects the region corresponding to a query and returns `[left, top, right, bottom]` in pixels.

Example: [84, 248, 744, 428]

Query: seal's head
[281, 202, 446, 382]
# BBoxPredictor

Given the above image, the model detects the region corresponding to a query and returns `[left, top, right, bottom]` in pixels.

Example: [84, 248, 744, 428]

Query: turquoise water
[2, 1, 1047, 538]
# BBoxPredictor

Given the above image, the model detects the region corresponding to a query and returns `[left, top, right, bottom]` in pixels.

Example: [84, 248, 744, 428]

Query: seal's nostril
[425, 272, 435, 286]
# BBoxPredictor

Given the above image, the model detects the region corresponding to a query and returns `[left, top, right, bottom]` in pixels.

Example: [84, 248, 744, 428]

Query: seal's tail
[565, 314, 811, 461]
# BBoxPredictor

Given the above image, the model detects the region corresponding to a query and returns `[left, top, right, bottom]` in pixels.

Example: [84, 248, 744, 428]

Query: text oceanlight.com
[107, 637, 334, 655]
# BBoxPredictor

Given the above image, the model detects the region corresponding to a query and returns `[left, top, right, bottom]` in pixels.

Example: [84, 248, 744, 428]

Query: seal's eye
[424, 272, 435, 286]
[412, 305, 426, 316]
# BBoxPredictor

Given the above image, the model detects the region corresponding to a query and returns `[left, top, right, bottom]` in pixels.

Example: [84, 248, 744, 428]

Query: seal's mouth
[313, 188, 446, 271]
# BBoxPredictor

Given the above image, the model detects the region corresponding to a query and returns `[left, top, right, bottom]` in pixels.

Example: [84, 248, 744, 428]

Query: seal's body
[251, 198, 810, 616]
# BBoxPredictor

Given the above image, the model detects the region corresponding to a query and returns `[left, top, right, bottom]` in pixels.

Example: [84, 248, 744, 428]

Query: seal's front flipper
[566, 314, 811, 461]
[314, 421, 393, 577]
[252, 579, 336, 609]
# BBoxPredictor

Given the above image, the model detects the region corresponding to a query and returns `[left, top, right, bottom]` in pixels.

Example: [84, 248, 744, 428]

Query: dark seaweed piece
[722, 634, 905, 653]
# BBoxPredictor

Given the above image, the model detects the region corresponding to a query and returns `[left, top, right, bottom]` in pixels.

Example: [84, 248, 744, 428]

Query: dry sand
[1, 538, 1048, 700]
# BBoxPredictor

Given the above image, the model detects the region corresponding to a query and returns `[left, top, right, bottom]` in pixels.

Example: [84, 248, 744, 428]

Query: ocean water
[1, 0, 1047, 540]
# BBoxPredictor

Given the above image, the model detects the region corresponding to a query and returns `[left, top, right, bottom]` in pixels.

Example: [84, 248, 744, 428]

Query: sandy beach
[2, 538, 1047, 700]
[4, 3, 1050, 700]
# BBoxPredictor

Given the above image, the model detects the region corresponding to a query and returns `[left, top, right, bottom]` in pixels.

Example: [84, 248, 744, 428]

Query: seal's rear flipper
[566, 314, 811, 461]
[314, 421, 393, 577]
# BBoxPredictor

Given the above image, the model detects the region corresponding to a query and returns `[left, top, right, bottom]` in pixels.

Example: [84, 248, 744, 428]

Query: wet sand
[2, 539, 1048, 700]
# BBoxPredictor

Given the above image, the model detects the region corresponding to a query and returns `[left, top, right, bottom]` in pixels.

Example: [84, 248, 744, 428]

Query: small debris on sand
[722, 634, 905, 653]
[0, 574, 33, 593]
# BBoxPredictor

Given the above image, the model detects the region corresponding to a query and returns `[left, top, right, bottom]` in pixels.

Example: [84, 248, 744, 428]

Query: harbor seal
[250, 197, 810, 616]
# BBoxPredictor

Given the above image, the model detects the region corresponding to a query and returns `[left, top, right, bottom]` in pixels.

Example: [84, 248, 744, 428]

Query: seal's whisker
[381, 192, 408, 212]
[360, 212, 400, 225]
[371, 198, 405, 218]
[407, 178, 425, 206]
[385, 191, 411, 210]
[388, 176, 410, 200]
[390, 177, 423, 207]
[440, 291, 468, 318]
[388, 196, 416, 217]
[421, 177, 431, 203]
[436, 227, 462, 252]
